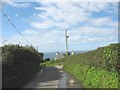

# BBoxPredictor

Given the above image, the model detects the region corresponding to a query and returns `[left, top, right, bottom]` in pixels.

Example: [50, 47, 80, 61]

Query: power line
[2, 10, 32, 45]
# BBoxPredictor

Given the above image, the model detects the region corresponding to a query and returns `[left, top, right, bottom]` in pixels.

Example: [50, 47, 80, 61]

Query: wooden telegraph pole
[65, 30, 69, 55]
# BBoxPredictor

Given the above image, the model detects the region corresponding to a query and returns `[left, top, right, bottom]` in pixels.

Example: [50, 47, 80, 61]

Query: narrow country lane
[24, 65, 84, 89]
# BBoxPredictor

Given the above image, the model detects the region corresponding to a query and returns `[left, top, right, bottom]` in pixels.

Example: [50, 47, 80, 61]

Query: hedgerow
[2, 44, 43, 88]
[63, 43, 119, 88]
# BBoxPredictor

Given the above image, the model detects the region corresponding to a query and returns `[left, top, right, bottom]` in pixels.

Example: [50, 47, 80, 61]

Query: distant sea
[43, 50, 88, 60]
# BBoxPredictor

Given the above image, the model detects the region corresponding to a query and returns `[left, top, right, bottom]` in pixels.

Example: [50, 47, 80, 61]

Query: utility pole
[65, 30, 69, 55]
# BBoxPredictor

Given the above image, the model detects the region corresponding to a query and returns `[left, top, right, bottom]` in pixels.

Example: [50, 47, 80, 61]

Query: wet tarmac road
[24, 65, 84, 89]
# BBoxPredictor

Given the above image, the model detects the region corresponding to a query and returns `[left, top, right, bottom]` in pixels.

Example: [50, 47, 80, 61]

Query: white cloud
[34, 0, 119, 2]
[0, 1, 2, 10]
[25, 24, 117, 44]
[67, 24, 118, 45]
[69, 26, 117, 35]
[7, 29, 65, 52]
[28, 2, 118, 51]
[69, 37, 102, 43]
[88, 17, 118, 27]
[32, 2, 91, 29]
[22, 29, 39, 36]
[32, 2, 118, 30]
[5, 23, 118, 52]
[31, 20, 55, 29]
[34, 7, 43, 10]
[88, 2, 110, 12]
[3, 2, 118, 52]
[33, 13, 36, 16]
[15, 14, 18, 17]
[6, 1, 31, 8]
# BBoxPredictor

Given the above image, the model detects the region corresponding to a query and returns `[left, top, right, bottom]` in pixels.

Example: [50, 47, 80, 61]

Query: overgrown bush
[2, 44, 43, 88]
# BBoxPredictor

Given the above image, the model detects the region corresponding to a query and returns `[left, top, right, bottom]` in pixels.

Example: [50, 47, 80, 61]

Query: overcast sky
[2, 1, 118, 52]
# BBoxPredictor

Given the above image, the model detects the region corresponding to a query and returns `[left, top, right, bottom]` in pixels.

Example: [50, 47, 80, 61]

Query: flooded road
[24, 65, 83, 89]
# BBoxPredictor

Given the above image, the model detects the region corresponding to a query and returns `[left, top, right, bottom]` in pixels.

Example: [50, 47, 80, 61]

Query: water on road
[24, 65, 84, 89]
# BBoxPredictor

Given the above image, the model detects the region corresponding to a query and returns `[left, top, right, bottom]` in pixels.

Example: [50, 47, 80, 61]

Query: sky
[1, 1, 118, 52]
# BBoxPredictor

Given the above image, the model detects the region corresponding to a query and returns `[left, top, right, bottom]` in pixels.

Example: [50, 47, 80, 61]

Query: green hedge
[65, 43, 119, 72]
[63, 43, 119, 88]
[2, 44, 43, 88]
[64, 63, 118, 88]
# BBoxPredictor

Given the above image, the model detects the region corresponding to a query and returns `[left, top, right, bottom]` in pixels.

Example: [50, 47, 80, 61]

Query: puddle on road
[58, 71, 67, 88]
